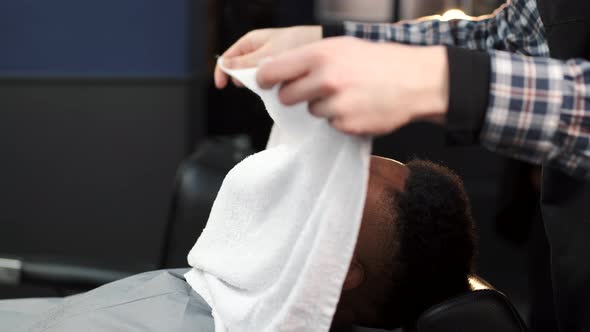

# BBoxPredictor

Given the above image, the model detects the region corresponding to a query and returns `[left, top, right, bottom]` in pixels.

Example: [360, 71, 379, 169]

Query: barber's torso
[537, 0, 590, 59]
[535, 0, 590, 330]
[535, 0, 590, 214]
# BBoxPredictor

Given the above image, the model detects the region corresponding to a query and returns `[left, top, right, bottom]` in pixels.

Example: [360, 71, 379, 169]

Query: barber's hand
[256, 37, 449, 136]
[214, 26, 322, 89]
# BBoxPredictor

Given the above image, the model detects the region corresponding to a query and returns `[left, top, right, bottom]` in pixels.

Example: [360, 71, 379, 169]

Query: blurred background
[0, 0, 552, 330]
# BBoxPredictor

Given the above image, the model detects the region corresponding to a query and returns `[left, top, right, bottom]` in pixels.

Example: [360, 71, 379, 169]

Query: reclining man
[0, 156, 476, 332]
[333, 156, 476, 330]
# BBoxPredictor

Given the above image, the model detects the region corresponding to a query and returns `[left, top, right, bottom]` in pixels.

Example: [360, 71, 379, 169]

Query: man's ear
[343, 257, 365, 291]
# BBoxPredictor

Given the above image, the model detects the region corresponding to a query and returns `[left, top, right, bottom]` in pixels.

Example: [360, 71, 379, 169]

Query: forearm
[324, 0, 548, 56]
[446, 48, 590, 178]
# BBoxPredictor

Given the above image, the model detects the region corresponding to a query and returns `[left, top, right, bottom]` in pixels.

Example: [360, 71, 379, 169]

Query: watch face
[316, 0, 393, 23]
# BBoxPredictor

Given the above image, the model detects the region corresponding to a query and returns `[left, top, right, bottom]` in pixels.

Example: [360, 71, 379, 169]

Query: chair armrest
[0, 256, 135, 289]
[0, 258, 22, 285]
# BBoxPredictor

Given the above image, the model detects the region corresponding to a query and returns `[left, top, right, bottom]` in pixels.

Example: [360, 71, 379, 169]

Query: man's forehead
[369, 156, 409, 192]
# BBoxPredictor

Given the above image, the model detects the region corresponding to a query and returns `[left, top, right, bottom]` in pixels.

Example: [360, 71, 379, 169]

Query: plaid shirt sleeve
[343, 0, 549, 56]
[483, 51, 590, 178]
[339, 0, 590, 176]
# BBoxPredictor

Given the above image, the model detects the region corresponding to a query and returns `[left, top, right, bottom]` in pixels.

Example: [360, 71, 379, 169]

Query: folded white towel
[185, 59, 372, 332]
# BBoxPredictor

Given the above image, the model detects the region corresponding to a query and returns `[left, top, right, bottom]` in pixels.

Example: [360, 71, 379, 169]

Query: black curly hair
[383, 160, 477, 328]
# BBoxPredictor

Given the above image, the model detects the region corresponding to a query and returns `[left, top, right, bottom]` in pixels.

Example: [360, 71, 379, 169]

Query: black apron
[535, 1, 590, 331]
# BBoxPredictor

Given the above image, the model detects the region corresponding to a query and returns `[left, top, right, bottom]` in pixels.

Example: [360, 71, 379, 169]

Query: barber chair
[415, 276, 527, 332]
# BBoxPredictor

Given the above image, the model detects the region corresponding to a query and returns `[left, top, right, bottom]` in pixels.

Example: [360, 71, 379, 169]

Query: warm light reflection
[440, 9, 473, 21]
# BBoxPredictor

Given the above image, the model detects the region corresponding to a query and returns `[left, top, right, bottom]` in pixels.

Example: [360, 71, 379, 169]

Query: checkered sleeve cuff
[481, 51, 590, 178]
[342, 20, 455, 45]
[340, 0, 549, 57]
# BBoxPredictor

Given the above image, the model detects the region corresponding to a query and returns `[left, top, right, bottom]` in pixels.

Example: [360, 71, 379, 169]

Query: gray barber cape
[0, 269, 214, 332]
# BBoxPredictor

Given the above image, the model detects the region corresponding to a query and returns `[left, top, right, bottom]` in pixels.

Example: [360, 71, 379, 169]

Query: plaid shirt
[343, 0, 590, 178]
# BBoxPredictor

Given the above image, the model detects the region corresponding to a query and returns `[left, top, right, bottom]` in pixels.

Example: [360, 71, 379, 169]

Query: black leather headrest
[416, 289, 527, 332]
[160, 136, 255, 268]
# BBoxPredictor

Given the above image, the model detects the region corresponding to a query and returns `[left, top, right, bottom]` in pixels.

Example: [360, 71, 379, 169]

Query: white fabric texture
[185, 59, 372, 332]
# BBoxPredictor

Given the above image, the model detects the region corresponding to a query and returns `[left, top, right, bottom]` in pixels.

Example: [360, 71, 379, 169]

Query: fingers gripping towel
[185, 59, 372, 332]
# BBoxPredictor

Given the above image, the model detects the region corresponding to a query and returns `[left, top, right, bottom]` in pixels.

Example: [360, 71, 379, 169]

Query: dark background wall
[0, 0, 191, 76]
[0, 79, 188, 269]
[0, 0, 208, 298]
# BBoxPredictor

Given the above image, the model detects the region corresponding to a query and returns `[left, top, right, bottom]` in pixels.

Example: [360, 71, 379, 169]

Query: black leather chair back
[160, 136, 254, 268]
[416, 289, 528, 332]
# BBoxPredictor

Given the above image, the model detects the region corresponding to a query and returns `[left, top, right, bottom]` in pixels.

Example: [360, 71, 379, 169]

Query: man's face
[333, 156, 409, 328]
[356, 156, 409, 277]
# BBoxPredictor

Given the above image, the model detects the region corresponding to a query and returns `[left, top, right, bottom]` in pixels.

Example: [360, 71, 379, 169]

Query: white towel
[185, 59, 372, 332]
